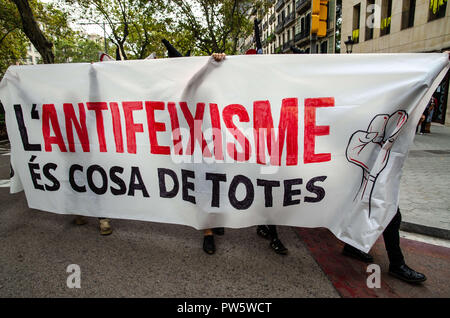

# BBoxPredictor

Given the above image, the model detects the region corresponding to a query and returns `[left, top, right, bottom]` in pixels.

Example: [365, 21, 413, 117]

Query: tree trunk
[12, 0, 54, 64]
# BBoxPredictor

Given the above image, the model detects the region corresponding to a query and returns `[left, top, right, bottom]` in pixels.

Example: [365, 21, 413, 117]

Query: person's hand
[445, 50, 450, 60]
[212, 53, 226, 62]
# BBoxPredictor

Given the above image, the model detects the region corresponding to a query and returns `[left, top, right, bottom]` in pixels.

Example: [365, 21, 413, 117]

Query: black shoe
[203, 235, 215, 255]
[270, 238, 288, 255]
[212, 227, 225, 236]
[389, 264, 427, 283]
[256, 225, 271, 240]
[342, 244, 374, 263]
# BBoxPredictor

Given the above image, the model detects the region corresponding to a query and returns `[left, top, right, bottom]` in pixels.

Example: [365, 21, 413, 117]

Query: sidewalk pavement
[399, 123, 450, 239]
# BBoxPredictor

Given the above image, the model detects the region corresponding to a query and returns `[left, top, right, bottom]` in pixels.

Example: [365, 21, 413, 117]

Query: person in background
[161, 40, 224, 255]
[204, 52, 287, 255]
[342, 49, 447, 281]
[75, 215, 112, 235]
[73, 52, 116, 236]
[425, 96, 437, 133]
[202, 52, 227, 254]
[251, 18, 288, 255]
[419, 97, 436, 134]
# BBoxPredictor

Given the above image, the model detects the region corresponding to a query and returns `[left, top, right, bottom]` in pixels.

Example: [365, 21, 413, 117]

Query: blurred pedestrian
[419, 97, 436, 134]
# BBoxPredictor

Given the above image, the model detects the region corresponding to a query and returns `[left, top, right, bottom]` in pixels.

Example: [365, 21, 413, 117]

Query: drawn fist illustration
[346, 110, 408, 215]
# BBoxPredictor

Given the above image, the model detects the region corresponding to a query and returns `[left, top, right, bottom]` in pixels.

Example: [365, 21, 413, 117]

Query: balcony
[275, 0, 285, 12]
[269, 13, 275, 24]
[275, 20, 285, 34]
[294, 30, 309, 42]
[283, 40, 294, 52]
[284, 12, 295, 27]
[296, 0, 310, 14]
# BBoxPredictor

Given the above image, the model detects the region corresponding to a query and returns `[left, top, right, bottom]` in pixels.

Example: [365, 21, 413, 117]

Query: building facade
[239, 0, 338, 54]
[341, 0, 450, 125]
[25, 43, 41, 65]
[273, 0, 337, 54]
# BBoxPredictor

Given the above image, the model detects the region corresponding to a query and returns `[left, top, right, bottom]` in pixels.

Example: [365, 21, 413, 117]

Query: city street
[0, 124, 449, 298]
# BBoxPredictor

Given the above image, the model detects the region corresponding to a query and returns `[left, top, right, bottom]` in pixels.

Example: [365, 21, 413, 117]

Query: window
[365, 0, 375, 40]
[352, 3, 361, 43]
[306, 13, 311, 34]
[380, 0, 392, 36]
[429, 0, 447, 21]
[402, 0, 416, 29]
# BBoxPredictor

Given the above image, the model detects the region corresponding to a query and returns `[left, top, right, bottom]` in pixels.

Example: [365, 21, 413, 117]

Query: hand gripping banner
[0, 53, 448, 252]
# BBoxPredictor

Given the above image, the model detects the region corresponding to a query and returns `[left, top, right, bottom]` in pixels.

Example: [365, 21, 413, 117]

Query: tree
[168, 0, 266, 55]
[11, 0, 55, 63]
[0, 0, 28, 78]
[66, 0, 162, 60]
[54, 32, 105, 63]
[125, 2, 174, 59]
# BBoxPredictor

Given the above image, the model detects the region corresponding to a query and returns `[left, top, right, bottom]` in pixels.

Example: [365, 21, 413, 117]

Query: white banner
[0, 53, 448, 252]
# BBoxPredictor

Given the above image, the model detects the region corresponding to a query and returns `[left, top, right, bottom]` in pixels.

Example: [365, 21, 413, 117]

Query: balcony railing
[275, 0, 285, 12]
[283, 40, 294, 51]
[294, 30, 309, 42]
[269, 13, 276, 24]
[284, 12, 295, 27]
[275, 20, 285, 34]
[296, 0, 310, 13]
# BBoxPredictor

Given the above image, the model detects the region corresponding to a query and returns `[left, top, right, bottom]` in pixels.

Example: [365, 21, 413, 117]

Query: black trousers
[382, 207, 405, 267]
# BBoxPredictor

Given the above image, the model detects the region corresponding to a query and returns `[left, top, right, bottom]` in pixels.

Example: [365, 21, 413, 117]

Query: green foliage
[0, 0, 28, 78]
[169, 0, 260, 55]
[1, 0, 273, 70]
[54, 33, 104, 63]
